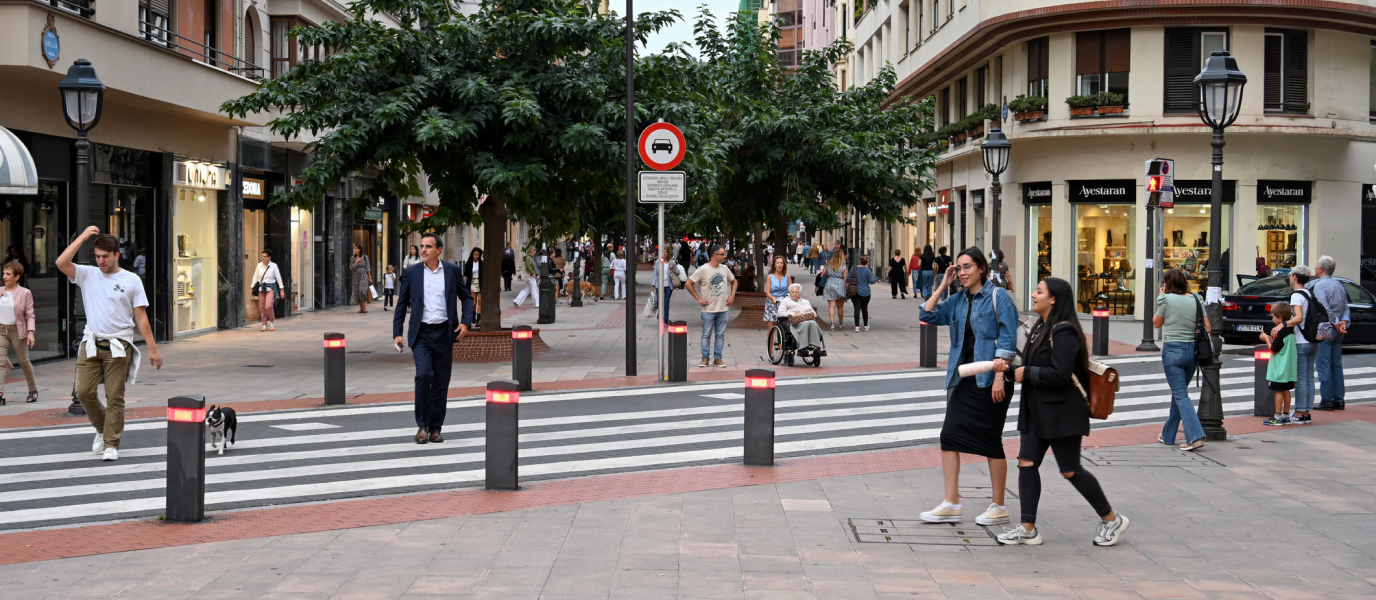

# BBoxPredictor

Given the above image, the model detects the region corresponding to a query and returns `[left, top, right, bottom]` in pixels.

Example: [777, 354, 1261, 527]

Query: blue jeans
[658, 286, 673, 324]
[919, 270, 933, 297]
[1295, 342, 1317, 411]
[1160, 341, 1204, 445]
[700, 311, 728, 359]
[1316, 332, 1345, 403]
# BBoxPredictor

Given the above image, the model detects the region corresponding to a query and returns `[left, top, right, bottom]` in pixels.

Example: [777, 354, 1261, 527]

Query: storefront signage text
[1022, 181, 1052, 204]
[1256, 180, 1312, 204]
[243, 178, 265, 200]
[1170, 180, 1236, 203]
[174, 161, 229, 190]
[1068, 180, 1134, 204]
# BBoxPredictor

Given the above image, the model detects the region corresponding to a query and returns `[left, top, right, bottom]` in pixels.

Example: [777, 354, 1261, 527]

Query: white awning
[0, 126, 38, 195]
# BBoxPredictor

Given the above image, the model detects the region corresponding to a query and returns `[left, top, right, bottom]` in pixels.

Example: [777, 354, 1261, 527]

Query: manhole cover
[848, 519, 999, 546]
[1081, 448, 1224, 467]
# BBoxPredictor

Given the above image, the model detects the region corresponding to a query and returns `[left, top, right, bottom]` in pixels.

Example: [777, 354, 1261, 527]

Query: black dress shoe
[1315, 402, 1336, 411]
[1335, 400, 1345, 410]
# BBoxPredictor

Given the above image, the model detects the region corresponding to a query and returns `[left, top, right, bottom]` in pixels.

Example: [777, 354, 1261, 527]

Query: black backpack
[1294, 289, 1330, 342]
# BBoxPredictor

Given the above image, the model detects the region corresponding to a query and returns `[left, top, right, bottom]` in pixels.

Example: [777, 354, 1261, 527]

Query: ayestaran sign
[1257, 180, 1312, 204]
[1068, 179, 1134, 203]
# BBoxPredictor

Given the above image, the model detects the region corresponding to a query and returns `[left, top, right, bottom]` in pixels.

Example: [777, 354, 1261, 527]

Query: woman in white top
[463, 248, 485, 325]
[611, 252, 628, 300]
[777, 284, 824, 352]
[252, 250, 284, 332]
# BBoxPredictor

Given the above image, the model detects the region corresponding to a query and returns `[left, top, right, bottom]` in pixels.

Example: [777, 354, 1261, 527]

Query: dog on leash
[205, 405, 238, 455]
[565, 279, 598, 302]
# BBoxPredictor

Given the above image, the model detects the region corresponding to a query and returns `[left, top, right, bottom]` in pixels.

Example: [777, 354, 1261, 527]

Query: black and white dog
[205, 405, 238, 455]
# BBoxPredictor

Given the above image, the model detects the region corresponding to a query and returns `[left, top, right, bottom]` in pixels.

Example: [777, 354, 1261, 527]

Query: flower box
[951, 132, 967, 144]
[1013, 111, 1043, 122]
[1069, 107, 1096, 117]
[1098, 105, 1125, 115]
[967, 124, 985, 138]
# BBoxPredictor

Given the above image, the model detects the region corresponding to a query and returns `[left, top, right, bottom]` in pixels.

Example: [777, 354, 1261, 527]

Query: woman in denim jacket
[917, 247, 1020, 526]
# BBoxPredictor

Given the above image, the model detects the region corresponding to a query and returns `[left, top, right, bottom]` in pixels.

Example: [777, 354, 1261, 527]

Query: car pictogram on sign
[651, 139, 673, 154]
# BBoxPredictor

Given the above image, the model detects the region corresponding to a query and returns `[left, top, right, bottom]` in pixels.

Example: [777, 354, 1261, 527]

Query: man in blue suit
[393, 233, 473, 444]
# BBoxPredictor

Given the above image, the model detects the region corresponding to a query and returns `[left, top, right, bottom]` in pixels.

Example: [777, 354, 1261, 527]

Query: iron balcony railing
[137, 17, 266, 80]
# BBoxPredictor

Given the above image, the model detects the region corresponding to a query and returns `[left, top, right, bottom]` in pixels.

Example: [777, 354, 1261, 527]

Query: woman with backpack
[1284, 265, 1319, 423]
[993, 277, 1129, 546]
[1153, 268, 1209, 451]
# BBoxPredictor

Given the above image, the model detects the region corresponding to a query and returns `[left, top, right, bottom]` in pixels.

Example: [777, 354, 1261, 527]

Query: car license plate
[1236, 324, 1263, 332]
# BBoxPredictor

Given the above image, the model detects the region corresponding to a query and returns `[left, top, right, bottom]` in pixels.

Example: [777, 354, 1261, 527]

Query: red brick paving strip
[1, 405, 1371, 566]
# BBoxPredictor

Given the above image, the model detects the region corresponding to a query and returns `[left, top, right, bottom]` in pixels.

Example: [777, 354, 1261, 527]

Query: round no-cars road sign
[638, 122, 686, 171]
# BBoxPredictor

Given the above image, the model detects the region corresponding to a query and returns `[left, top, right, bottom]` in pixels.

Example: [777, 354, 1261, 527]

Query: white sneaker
[92, 433, 105, 453]
[101, 447, 118, 461]
[996, 525, 1043, 545]
[976, 503, 1010, 525]
[261, 323, 267, 332]
[919, 501, 963, 523]
[1093, 514, 1130, 546]
[864, 325, 870, 331]
[855, 326, 860, 332]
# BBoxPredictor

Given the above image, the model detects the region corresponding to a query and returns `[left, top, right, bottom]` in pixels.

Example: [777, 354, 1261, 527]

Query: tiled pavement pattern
[2, 409, 1375, 598]
[2, 354, 1374, 531]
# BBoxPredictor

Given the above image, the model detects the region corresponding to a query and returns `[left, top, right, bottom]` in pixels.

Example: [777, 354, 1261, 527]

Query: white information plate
[638, 171, 686, 203]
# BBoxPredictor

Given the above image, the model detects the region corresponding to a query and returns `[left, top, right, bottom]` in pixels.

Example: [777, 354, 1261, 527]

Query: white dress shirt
[421, 261, 447, 324]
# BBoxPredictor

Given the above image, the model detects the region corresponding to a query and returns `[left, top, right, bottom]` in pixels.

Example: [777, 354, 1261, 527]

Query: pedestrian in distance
[994, 277, 1129, 547]
[462, 248, 484, 325]
[611, 251, 627, 300]
[350, 244, 373, 313]
[851, 256, 878, 332]
[1154, 268, 1208, 451]
[513, 246, 540, 308]
[600, 243, 615, 299]
[1311, 255, 1349, 411]
[918, 247, 1018, 527]
[889, 249, 908, 300]
[795, 241, 805, 265]
[685, 244, 736, 368]
[651, 248, 681, 324]
[403, 245, 421, 272]
[382, 265, 397, 311]
[763, 255, 793, 324]
[501, 243, 516, 291]
[988, 248, 1014, 294]
[918, 245, 936, 299]
[778, 283, 824, 354]
[393, 233, 473, 445]
[252, 250, 284, 330]
[933, 247, 953, 299]
[909, 249, 922, 298]
[820, 250, 848, 331]
[0, 261, 38, 405]
[807, 243, 821, 275]
[1260, 303, 1298, 426]
[1284, 265, 1318, 423]
[56, 226, 163, 461]
[551, 248, 566, 298]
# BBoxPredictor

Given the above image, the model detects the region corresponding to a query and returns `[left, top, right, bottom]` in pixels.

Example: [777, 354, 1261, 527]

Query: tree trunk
[774, 190, 791, 266]
[479, 193, 507, 331]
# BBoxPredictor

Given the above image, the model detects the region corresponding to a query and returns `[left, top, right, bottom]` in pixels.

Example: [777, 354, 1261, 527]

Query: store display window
[1162, 204, 1231, 292]
[1074, 204, 1136, 316]
[1026, 205, 1053, 306]
[1255, 204, 1305, 274]
[174, 186, 218, 335]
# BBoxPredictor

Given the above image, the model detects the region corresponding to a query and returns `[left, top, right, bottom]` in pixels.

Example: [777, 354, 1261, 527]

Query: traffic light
[1147, 175, 1164, 193]
[1144, 158, 1173, 208]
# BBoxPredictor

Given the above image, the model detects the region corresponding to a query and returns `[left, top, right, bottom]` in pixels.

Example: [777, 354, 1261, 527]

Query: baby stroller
[767, 317, 827, 367]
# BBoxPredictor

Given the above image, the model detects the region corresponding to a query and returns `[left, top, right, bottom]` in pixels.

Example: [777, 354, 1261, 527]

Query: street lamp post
[58, 58, 105, 416]
[981, 128, 1011, 256]
[1193, 50, 1247, 442]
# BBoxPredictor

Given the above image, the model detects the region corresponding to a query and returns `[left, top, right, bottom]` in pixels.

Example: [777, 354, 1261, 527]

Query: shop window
[1074, 204, 1136, 316]
[1256, 205, 1305, 273]
[1163, 28, 1228, 114]
[1264, 29, 1309, 114]
[1162, 204, 1231, 293]
[174, 187, 219, 335]
[1027, 205, 1053, 306]
[1075, 29, 1130, 104]
[1027, 37, 1049, 97]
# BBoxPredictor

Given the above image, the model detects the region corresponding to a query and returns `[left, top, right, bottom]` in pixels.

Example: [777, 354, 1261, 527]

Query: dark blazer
[393, 261, 474, 348]
[461, 258, 484, 289]
[1017, 321, 1091, 439]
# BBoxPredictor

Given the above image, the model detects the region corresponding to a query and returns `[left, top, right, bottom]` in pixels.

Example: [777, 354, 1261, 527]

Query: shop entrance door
[352, 223, 378, 282]
[244, 209, 265, 320]
[1, 181, 70, 361]
[100, 185, 158, 344]
[1364, 192, 1376, 296]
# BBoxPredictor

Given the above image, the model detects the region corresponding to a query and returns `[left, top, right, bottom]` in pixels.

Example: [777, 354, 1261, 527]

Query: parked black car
[1220, 275, 1376, 345]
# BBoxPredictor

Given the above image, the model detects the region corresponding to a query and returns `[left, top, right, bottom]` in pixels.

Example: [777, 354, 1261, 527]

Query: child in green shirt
[1259, 303, 1298, 426]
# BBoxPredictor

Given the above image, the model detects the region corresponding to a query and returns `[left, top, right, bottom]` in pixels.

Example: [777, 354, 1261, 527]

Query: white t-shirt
[1290, 290, 1310, 344]
[0, 292, 14, 326]
[70, 264, 148, 334]
[384, 273, 396, 290]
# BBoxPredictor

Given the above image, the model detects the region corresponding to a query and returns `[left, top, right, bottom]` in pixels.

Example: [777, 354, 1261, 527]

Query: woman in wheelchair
[774, 283, 826, 362]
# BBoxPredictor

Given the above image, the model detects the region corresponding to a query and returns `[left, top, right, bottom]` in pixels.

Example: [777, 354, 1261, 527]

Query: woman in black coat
[462, 248, 484, 326]
[993, 277, 1129, 547]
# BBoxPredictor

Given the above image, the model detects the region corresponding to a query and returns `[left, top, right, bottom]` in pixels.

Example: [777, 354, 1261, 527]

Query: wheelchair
[767, 317, 827, 367]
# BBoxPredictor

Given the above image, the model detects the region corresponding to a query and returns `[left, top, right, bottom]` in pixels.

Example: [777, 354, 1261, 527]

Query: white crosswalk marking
[0, 363, 1370, 530]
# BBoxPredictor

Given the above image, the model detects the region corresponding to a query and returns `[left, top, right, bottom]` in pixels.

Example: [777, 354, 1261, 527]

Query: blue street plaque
[42, 30, 59, 64]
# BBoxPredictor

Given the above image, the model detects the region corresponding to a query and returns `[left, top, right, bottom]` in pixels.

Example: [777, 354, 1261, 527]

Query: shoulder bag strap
[1043, 320, 1091, 400]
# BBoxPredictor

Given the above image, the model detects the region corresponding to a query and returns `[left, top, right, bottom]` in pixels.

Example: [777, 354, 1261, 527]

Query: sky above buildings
[629, 0, 743, 56]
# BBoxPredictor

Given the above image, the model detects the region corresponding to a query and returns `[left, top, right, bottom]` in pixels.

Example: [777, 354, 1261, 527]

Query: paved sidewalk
[2, 406, 1374, 599]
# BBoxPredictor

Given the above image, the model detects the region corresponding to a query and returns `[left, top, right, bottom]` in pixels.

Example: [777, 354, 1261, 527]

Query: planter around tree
[1098, 105, 1125, 115]
[730, 292, 770, 329]
[1013, 110, 1044, 122]
[1069, 107, 1096, 117]
[452, 327, 553, 362]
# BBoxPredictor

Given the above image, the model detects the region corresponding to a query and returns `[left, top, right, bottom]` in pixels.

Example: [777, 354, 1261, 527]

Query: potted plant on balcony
[965, 104, 1000, 138]
[1093, 91, 1126, 115]
[1009, 95, 1046, 121]
[1066, 95, 1098, 117]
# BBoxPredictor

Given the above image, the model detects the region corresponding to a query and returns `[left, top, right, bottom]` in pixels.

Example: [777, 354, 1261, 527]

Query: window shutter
[1264, 34, 1283, 111]
[1037, 38, 1049, 80]
[147, 0, 169, 15]
[1104, 29, 1130, 72]
[1027, 37, 1049, 83]
[1163, 28, 1198, 113]
[1076, 32, 1100, 75]
[245, 12, 257, 67]
[1283, 31, 1308, 114]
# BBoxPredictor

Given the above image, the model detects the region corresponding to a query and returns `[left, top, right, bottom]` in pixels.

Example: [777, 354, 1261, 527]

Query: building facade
[853, 0, 1376, 317]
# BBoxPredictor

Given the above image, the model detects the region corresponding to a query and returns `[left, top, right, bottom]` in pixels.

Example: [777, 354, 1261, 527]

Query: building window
[1370, 43, 1376, 120]
[974, 65, 987, 107]
[955, 77, 967, 119]
[1264, 29, 1309, 114]
[939, 87, 951, 126]
[1163, 28, 1228, 114]
[1027, 37, 1049, 97]
[1075, 29, 1130, 104]
[271, 19, 291, 78]
[138, 1, 170, 46]
[931, 0, 939, 33]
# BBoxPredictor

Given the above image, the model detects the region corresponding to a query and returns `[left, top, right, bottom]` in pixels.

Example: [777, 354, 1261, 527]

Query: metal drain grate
[848, 519, 999, 546]
[1081, 447, 1224, 467]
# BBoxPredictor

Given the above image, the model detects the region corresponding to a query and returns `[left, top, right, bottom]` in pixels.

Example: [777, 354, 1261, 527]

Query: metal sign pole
[658, 203, 665, 381]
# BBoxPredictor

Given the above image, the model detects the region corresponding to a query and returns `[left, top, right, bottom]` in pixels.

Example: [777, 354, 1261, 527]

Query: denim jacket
[919, 283, 1019, 389]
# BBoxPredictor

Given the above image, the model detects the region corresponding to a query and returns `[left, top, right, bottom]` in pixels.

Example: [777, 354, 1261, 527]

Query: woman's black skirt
[939, 376, 1014, 458]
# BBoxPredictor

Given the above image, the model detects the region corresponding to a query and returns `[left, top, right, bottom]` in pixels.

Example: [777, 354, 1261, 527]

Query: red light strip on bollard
[512, 330, 533, 340]
[1092, 308, 1110, 318]
[323, 339, 345, 348]
[667, 325, 687, 334]
[1254, 349, 1273, 360]
[487, 390, 519, 403]
[746, 377, 775, 389]
[167, 407, 207, 422]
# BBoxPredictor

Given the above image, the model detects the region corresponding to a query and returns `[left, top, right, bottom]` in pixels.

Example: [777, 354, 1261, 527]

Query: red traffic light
[1147, 175, 1163, 193]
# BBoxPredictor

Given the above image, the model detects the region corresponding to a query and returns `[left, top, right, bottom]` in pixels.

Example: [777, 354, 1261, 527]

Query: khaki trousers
[76, 340, 131, 449]
[0, 324, 36, 395]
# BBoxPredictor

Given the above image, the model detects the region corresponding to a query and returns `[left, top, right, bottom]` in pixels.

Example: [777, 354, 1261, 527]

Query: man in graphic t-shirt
[686, 244, 737, 368]
[56, 226, 163, 461]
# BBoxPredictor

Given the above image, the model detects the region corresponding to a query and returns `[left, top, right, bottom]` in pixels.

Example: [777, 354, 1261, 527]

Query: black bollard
[1254, 344, 1273, 417]
[919, 321, 937, 368]
[537, 260, 556, 324]
[323, 333, 345, 405]
[166, 395, 207, 523]
[485, 379, 520, 490]
[667, 320, 688, 382]
[512, 325, 533, 392]
[1092, 307, 1110, 357]
[743, 368, 776, 467]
